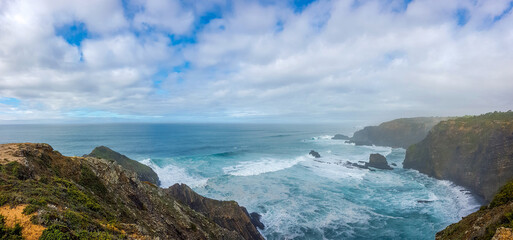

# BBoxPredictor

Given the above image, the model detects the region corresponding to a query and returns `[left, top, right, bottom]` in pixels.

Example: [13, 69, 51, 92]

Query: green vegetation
[489, 180, 513, 208]
[0, 215, 23, 240]
[0, 161, 123, 239]
[88, 146, 160, 186]
[0, 143, 260, 240]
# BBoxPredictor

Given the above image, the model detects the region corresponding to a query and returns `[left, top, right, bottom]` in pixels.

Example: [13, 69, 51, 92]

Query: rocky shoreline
[0, 143, 264, 240]
[349, 111, 513, 239]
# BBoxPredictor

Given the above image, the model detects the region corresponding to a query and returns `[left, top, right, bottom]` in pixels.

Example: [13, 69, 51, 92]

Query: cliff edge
[403, 112, 513, 202]
[350, 117, 450, 148]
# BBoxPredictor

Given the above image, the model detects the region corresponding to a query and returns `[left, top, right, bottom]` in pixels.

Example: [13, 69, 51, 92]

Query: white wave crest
[310, 135, 334, 140]
[141, 158, 208, 188]
[223, 156, 308, 176]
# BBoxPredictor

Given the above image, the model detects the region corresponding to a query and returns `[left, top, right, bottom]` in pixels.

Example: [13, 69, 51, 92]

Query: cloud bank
[0, 0, 512, 123]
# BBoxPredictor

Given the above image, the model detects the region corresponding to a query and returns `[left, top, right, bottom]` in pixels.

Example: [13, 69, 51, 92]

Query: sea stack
[365, 153, 393, 170]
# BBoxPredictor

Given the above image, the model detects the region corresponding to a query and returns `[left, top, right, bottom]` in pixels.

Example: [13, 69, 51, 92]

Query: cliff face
[403, 112, 513, 202]
[0, 143, 263, 240]
[437, 179, 513, 240]
[87, 146, 160, 186]
[350, 117, 450, 148]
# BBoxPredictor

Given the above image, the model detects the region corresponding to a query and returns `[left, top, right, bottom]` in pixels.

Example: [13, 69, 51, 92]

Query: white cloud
[133, 0, 195, 35]
[0, 0, 512, 122]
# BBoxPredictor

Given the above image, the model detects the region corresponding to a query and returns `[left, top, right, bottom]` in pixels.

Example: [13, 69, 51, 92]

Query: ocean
[0, 123, 481, 239]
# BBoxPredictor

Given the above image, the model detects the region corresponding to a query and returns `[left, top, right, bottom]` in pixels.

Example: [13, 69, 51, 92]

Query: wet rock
[249, 212, 265, 230]
[365, 153, 393, 170]
[309, 150, 321, 158]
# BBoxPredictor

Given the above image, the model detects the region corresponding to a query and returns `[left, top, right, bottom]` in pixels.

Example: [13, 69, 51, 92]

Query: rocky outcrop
[365, 153, 393, 170]
[165, 183, 264, 240]
[248, 212, 265, 230]
[349, 117, 450, 148]
[87, 146, 160, 186]
[309, 150, 321, 158]
[332, 134, 350, 140]
[0, 143, 263, 239]
[404, 112, 513, 202]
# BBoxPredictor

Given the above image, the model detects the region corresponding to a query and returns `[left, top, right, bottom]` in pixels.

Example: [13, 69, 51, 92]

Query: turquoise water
[0, 123, 480, 239]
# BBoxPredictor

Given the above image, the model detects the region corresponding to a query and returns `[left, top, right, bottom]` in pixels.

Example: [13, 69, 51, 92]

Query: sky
[0, 0, 512, 124]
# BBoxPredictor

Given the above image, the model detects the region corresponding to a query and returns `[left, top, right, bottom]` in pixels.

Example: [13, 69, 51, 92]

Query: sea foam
[223, 155, 308, 176]
[141, 158, 208, 188]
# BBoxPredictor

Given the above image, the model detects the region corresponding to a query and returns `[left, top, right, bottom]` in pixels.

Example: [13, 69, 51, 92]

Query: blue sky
[0, 0, 512, 123]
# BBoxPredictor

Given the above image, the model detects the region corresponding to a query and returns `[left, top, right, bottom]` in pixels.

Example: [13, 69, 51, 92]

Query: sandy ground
[0, 144, 25, 165]
[0, 204, 46, 240]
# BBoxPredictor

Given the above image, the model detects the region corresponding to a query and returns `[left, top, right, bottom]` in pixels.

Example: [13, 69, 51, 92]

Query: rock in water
[309, 150, 321, 158]
[332, 134, 350, 140]
[365, 153, 393, 170]
[249, 212, 265, 230]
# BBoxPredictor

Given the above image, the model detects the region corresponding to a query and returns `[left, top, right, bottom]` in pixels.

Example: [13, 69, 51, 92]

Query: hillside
[349, 117, 450, 148]
[404, 111, 513, 202]
[0, 143, 263, 239]
[437, 179, 513, 239]
[87, 146, 160, 186]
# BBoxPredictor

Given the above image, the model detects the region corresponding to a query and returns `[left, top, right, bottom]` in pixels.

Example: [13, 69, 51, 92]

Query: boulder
[309, 150, 321, 158]
[365, 153, 393, 170]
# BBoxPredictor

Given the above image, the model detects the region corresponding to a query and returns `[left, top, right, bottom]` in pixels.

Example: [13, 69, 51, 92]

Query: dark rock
[332, 134, 350, 140]
[350, 117, 450, 148]
[417, 200, 434, 203]
[87, 146, 160, 186]
[166, 183, 264, 240]
[344, 161, 369, 170]
[391, 163, 397, 166]
[365, 153, 393, 170]
[309, 150, 321, 158]
[249, 212, 265, 230]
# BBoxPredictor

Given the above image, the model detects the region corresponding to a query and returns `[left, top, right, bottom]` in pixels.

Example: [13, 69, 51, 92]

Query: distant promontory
[348, 117, 450, 148]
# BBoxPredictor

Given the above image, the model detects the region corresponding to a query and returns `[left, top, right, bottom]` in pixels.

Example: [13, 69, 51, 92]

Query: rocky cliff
[350, 117, 450, 148]
[403, 112, 513, 202]
[0, 143, 263, 239]
[437, 179, 513, 240]
[165, 183, 264, 240]
[87, 146, 160, 186]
